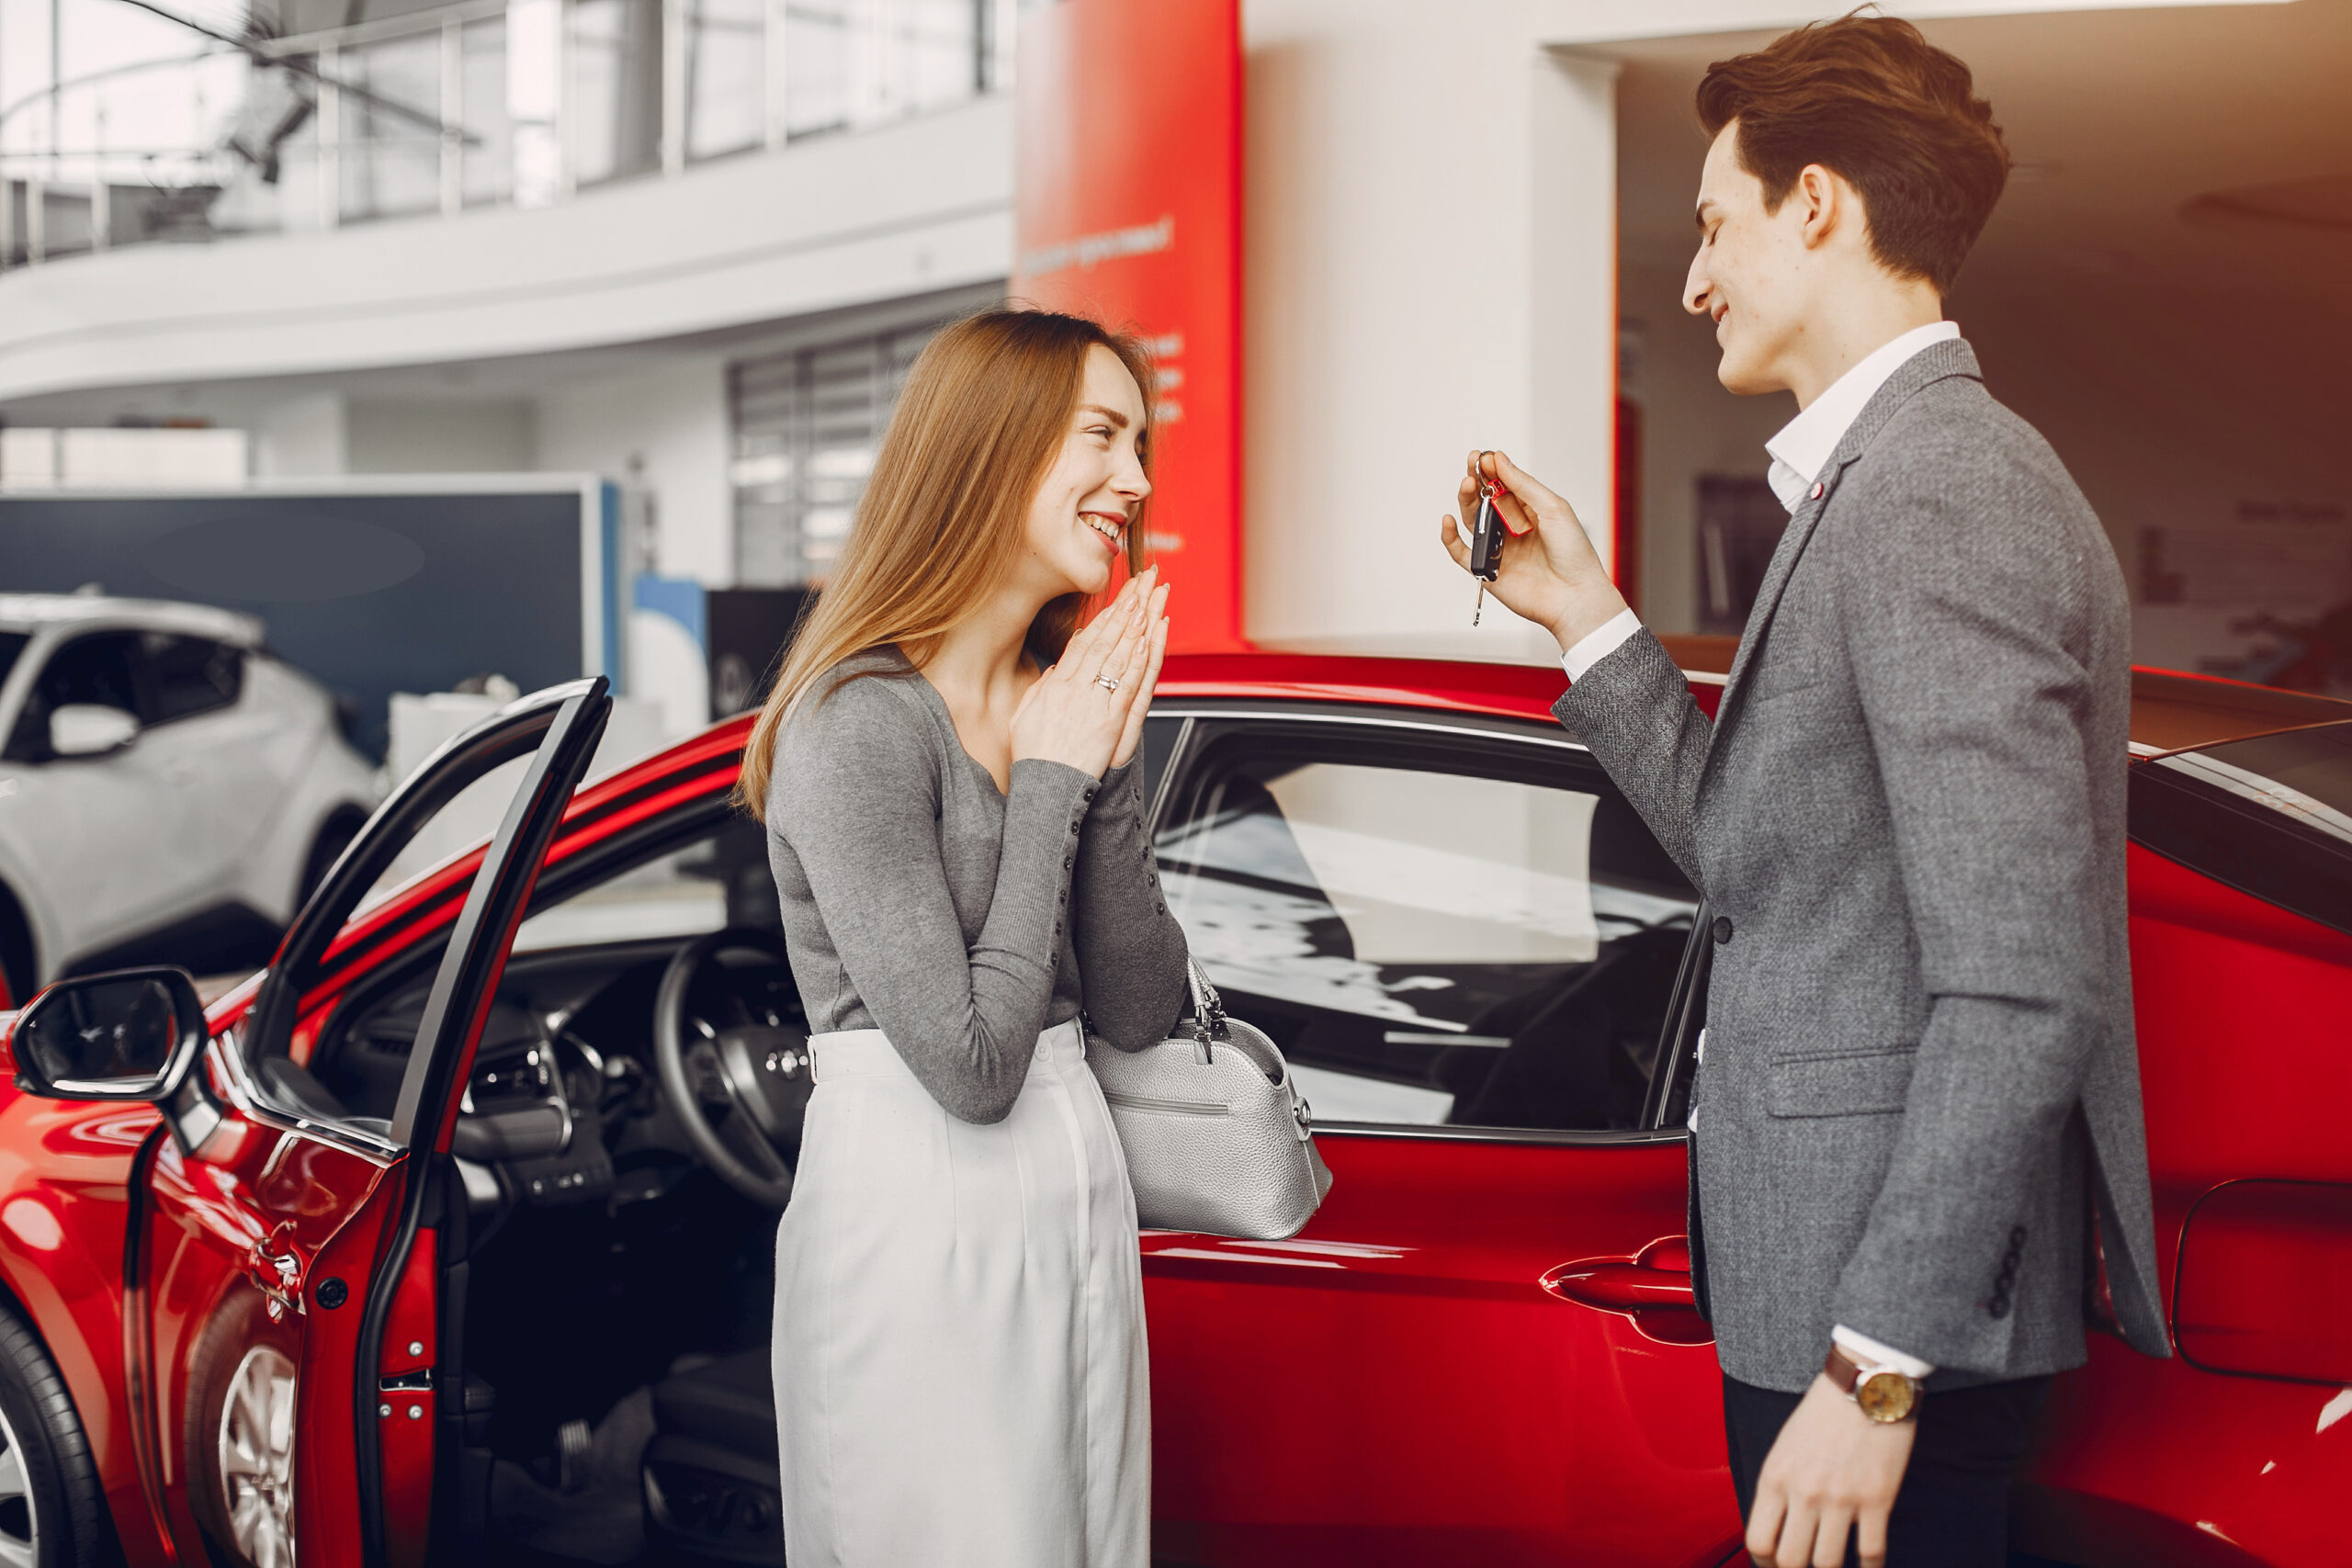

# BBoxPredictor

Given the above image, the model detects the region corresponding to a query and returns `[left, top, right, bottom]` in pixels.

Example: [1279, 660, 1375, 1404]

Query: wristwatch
[1824, 1344, 1921, 1425]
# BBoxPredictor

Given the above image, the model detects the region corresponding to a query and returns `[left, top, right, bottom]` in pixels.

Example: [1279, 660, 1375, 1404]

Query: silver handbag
[1087, 960, 1334, 1240]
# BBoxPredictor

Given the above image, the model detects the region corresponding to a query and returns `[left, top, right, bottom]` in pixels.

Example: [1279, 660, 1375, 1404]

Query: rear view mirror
[10, 966, 208, 1101]
[50, 704, 140, 759]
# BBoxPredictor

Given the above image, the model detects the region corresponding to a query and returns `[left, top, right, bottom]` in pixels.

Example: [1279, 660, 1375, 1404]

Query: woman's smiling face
[1022, 344, 1152, 599]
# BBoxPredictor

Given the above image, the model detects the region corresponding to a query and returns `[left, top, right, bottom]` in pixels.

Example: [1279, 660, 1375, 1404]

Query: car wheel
[185, 1291, 300, 1568]
[0, 1294, 114, 1567]
[216, 1347, 296, 1568]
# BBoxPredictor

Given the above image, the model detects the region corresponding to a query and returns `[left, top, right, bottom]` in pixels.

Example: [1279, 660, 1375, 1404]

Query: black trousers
[1722, 1373, 2050, 1568]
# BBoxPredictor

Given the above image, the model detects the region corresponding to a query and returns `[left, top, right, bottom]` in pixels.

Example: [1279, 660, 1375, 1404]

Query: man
[1441, 16, 2169, 1568]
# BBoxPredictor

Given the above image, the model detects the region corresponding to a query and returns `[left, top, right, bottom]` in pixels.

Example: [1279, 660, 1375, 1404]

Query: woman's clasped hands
[1011, 566, 1171, 779]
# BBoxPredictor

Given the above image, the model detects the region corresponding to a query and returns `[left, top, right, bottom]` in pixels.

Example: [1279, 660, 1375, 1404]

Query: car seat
[642, 1348, 784, 1563]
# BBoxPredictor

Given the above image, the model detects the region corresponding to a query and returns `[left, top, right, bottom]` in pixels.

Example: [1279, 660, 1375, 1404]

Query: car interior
[256, 811, 800, 1566]
[234, 716, 1705, 1566]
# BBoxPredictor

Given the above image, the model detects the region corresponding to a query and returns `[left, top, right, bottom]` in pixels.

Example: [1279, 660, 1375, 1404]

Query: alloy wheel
[0, 1391, 39, 1568]
[220, 1344, 298, 1568]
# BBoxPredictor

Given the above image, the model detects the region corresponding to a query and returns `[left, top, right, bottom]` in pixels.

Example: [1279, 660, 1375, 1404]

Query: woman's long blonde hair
[733, 309, 1155, 818]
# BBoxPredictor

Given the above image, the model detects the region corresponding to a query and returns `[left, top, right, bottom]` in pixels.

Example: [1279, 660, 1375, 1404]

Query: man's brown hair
[1696, 11, 2009, 293]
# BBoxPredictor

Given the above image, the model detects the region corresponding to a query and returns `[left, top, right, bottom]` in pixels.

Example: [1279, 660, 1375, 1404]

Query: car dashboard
[291, 932, 803, 1223]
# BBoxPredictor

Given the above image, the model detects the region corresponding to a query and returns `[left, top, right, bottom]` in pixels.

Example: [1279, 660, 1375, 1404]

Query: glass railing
[0, 0, 1014, 266]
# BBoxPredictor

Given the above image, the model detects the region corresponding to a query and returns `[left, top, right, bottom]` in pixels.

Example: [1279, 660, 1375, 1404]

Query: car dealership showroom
[0, 0, 2346, 1564]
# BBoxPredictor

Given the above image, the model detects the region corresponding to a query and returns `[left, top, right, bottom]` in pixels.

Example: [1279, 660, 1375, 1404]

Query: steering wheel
[653, 927, 812, 1209]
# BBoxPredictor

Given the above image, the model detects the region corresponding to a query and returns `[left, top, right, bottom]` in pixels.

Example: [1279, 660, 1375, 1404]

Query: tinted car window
[5, 632, 142, 761]
[1136, 713, 1186, 818]
[144, 634, 244, 723]
[0, 632, 27, 688]
[1156, 722, 1699, 1133]
[2130, 720, 2352, 936]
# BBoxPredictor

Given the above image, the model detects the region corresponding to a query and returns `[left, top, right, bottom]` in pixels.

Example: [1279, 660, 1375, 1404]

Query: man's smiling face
[1683, 121, 1814, 398]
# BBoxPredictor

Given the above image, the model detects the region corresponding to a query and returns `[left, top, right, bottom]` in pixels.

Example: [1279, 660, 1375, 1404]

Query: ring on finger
[1095, 674, 1120, 693]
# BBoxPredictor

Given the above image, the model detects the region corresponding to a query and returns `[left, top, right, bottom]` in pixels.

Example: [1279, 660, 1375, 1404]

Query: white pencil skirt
[772, 1017, 1149, 1568]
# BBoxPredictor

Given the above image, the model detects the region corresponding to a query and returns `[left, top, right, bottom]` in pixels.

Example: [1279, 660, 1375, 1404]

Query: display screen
[0, 490, 601, 760]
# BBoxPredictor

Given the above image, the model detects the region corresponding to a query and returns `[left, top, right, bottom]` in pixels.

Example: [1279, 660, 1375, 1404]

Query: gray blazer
[1555, 339, 2170, 1393]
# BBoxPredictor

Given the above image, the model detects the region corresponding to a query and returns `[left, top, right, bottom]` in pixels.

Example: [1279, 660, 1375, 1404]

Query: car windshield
[0, 632, 25, 689]
[2131, 719, 2352, 936]
[2185, 721, 2352, 840]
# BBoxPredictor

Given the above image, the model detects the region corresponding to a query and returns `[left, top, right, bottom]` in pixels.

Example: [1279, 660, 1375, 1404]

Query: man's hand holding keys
[1440, 449, 1631, 655]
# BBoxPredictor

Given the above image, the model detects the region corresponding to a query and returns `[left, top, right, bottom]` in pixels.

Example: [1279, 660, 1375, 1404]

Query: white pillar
[560, 0, 580, 198]
[90, 107, 111, 253]
[1241, 3, 1619, 664]
[662, 0, 688, 175]
[1528, 49, 1619, 579]
[317, 47, 342, 231]
[763, 0, 791, 148]
[441, 17, 465, 217]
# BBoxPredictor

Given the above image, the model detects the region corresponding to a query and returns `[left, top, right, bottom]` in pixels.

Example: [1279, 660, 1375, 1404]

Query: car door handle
[247, 1235, 304, 1322]
[1542, 1238, 1694, 1310]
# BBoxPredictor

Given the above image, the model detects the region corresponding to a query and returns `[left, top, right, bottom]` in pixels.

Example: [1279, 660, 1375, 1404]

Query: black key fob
[1469, 484, 1506, 581]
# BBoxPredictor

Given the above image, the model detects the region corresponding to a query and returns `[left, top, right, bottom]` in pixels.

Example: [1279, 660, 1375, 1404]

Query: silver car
[0, 593, 381, 1003]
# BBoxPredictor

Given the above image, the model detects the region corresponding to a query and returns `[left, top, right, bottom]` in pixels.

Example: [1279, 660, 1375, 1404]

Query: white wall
[532, 355, 733, 734]
[1231, 0, 2237, 660]
[1623, 262, 1793, 636]
[536, 354, 733, 586]
[347, 400, 537, 473]
[1240, 3, 1618, 664]
[253, 392, 348, 478]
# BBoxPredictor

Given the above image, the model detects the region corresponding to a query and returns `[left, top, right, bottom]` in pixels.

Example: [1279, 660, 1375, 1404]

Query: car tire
[184, 1288, 300, 1568]
[297, 811, 366, 907]
[0, 1293, 116, 1567]
[0, 884, 36, 1010]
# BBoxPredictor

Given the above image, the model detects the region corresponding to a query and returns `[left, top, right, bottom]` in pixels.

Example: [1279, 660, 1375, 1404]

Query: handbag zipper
[1101, 1091, 1230, 1117]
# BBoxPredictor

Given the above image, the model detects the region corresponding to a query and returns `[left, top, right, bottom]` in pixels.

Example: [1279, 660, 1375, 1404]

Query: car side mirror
[50, 704, 140, 759]
[6, 967, 225, 1153]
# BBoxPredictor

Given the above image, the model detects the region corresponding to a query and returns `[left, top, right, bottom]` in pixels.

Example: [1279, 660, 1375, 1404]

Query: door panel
[375, 1230, 440, 1568]
[142, 1127, 392, 1567]
[1145, 1134, 1732, 1567]
[135, 679, 611, 1568]
[133, 637, 294, 894]
[1144, 711, 1735, 1564]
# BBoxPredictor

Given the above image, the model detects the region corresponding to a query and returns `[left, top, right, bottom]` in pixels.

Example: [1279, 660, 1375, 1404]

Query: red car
[0, 652, 2346, 1568]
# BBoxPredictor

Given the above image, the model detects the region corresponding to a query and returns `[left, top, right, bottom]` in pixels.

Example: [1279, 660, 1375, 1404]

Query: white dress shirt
[1565, 321, 1961, 1382]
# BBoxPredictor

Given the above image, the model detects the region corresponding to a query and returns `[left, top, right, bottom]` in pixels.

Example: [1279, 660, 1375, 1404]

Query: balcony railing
[0, 0, 1016, 266]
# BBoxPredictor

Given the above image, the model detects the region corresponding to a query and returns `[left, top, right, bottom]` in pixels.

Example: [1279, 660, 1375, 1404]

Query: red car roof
[1155, 648, 2352, 756]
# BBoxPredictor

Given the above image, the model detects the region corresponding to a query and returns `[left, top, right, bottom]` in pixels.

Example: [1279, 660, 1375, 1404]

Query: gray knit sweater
[763, 648, 1191, 1122]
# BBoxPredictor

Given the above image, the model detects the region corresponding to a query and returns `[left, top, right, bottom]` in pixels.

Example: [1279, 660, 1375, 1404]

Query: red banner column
[1012, 0, 1245, 654]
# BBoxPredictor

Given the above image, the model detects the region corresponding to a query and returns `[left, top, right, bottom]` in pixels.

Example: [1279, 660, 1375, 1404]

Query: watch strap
[1825, 1344, 1921, 1423]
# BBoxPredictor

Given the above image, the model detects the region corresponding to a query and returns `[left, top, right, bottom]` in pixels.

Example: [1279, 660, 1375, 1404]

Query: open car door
[126, 678, 610, 1568]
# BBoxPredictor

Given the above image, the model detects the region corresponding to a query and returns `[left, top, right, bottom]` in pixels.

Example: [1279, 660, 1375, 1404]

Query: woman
[736, 309, 1191, 1567]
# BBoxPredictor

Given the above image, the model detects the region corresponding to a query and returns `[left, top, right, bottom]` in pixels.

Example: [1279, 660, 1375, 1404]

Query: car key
[1468, 458, 1507, 626]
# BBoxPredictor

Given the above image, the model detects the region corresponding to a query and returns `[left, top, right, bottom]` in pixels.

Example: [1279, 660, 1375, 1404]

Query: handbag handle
[1184, 956, 1229, 1056]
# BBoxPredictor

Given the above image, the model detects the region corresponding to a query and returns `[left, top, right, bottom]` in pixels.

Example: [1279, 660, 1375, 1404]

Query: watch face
[1855, 1370, 1917, 1424]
